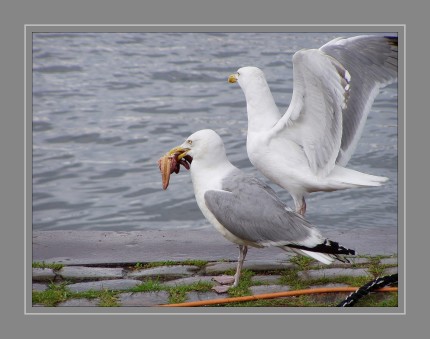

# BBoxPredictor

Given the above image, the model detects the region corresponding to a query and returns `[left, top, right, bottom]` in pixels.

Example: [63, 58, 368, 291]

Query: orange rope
[159, 286, 398, 307]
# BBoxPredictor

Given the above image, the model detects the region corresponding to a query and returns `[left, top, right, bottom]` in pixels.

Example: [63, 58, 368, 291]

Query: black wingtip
[289, 239, 355, 257]
[384, 36, 398, 47]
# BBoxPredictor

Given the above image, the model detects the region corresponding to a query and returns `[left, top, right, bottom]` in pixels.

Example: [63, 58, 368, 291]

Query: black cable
[337, 273, 398, 307]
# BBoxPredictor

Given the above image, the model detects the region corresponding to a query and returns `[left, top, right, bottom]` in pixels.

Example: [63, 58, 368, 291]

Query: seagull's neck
[190, 158, 236, 192]
[242, 80, 281, 133]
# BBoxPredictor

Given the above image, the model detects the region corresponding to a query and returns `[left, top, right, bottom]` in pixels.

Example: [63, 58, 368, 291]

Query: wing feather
[320, 35, 398, 166]
[275, 49, 350, 176]
[204, 173, 323, 247]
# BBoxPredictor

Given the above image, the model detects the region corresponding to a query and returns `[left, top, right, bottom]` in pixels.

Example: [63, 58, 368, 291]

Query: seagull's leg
[232, 245, 248, 287]
[298, 197, 307, 216]
[293, 196, 307, 216]
[291, 194, 306, 216]
[212, 245, 248, 293]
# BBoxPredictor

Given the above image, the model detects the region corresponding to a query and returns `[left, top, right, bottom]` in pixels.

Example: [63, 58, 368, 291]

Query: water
[32, 32, 398, 237]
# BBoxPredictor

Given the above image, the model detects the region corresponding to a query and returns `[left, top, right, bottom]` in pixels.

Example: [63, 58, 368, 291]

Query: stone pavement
[32, 256, 398, 307]
[31, 230, 398, 307]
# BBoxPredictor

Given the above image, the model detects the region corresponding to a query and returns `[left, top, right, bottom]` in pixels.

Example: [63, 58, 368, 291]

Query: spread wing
[273, 48, 351, 177]
[320, 35, 398, 166]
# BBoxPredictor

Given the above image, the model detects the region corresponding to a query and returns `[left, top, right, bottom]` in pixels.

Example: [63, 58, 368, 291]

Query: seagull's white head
[228, 66, 267, 92]
[169, 129, 228, 167]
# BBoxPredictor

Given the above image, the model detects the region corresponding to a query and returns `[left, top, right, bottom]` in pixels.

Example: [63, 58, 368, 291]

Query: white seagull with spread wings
[228, 35, 398, 215]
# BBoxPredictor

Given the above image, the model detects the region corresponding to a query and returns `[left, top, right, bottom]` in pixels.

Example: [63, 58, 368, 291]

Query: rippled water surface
[32, 32, 398, 236]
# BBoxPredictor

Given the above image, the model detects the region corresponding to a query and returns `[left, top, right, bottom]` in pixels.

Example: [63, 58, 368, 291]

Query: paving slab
[250, 285, 290, 295]
[186, 291, 227, 303]
[57, 298, 100, 307]
[32, 283, 48, 292]
[58, 266, 124, 281]
[334, 257, 370, 266]
[32, 268, 56, 282]
[380, 257, 398, 265]
[127, 265, 199, 280]
[251, 275, 282, 284]
[298, 268, 369, 280]
[162, 276, 216, 287]
[67, 279, 141, 293]
[118, 291, 170, 306]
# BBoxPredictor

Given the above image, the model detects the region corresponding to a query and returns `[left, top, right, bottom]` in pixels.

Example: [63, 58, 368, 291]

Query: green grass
[221, 295, 326, 307]
[220, 292, 398, 307]
[366, 256, 397, 279]
[141, 261, 178, 269]
[32, 282, 71, 306]
[98, 290, 120, 307]
[279, 269, 306, 290]
[167, 281, 213, 304]
[289, 255, 315, 270]
[181, 259, 208, 268]
[32, 261, 64, 271]
[353, 292, 398, 307]
[134, 262, 144, 269]
[128, 278, 164, 292]
[32, 278, 214, 307]
[126, 279, 213, 304]
[33, 281, 123, 307]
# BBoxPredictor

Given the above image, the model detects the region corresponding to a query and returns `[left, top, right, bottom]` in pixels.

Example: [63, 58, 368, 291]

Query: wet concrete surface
[32, 227, 397, 266]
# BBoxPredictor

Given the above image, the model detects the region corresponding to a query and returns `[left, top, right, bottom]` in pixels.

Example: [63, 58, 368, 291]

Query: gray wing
[320, 35, 398, 166]
[204, 171, 322, 247]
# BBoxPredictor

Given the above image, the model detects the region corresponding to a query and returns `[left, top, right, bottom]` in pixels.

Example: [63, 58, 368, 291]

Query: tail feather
[293, 249, 335, 265]
[329, 166, 388, 189]
[288, 239, 355, 265]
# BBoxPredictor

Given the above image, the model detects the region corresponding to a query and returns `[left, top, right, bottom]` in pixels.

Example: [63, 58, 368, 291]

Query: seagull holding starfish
[160, 129, 355, 292]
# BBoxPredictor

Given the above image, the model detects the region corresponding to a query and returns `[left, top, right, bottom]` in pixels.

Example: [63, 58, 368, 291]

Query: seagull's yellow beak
[228, 73, 238, 83]
[167, 146, 190, 160]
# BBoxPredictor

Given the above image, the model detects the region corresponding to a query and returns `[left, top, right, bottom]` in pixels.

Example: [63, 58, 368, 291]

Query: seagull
[228, 35, 398, 215]
[166, 129, 355, 292]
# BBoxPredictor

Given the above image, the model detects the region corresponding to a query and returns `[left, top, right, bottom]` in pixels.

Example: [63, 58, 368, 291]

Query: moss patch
[32, 261, 64, 271]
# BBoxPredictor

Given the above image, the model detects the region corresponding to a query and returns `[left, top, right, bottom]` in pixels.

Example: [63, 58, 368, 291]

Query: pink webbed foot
[212, 275, 236, 293]
[212, 275, 235, 285]
[211, 285, 231, 293]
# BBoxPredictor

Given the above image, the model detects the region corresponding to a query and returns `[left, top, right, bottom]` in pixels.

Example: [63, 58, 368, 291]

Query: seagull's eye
[187, 140, 193, 145]
[237, 72, 240, 76]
